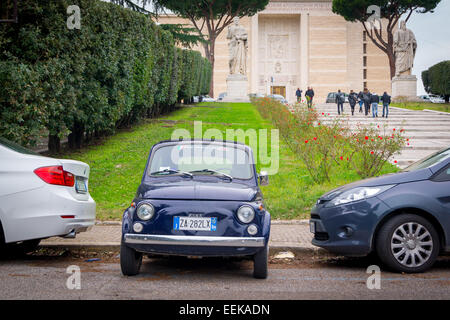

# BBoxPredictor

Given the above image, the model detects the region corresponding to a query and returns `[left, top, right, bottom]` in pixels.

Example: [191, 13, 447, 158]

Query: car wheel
[376, 214, 440, 273]
[120, 241, 142, 276]
[253, 244, 268, 279]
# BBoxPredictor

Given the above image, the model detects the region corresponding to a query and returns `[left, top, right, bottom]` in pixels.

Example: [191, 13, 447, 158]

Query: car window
[404, 148, 450, 171]
[0, 136, 39, 156]
[148, 144, 254, 179]
[432, 165, 450, 182]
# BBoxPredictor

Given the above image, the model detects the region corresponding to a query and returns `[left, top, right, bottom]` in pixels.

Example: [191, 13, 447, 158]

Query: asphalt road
[0, 249, 449, 300]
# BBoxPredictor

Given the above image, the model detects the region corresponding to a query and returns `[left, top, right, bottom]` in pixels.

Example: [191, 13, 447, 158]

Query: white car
[429, 95, 445, 104]
[0, 137, 96, 252]
[201, 95, 216, 102]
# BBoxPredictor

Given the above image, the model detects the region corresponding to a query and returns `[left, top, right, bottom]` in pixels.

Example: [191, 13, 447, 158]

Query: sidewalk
[40, 220, 321, 255]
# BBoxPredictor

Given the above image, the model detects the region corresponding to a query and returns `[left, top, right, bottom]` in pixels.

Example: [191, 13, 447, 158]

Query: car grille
[314, 232, 329, 241]
[310, 213, 320, 220]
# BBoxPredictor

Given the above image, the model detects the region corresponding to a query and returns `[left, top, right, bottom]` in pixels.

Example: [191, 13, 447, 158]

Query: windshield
[404, 148, 450, 171]
[0, 136, 40, 156]
[148, 143, 254, 179]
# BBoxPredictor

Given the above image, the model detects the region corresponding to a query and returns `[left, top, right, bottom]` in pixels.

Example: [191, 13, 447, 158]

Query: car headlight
[325, 185, 395, 207]
[136, 203, 155, 220]
[237, 205, 255, 224]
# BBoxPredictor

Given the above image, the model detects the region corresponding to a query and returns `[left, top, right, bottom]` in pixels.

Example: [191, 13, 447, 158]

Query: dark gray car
[310, 147, 450, 273]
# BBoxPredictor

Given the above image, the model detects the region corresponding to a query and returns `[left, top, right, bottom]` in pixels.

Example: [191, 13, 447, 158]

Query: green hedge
[422, 60, 450, 102]
[0, 0, 211, 150]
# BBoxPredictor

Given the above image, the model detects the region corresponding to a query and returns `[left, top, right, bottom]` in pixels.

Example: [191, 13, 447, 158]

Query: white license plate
[75, 177, 87, 194]
[173, 216, 217, 231]
[310, 221, 316, 233]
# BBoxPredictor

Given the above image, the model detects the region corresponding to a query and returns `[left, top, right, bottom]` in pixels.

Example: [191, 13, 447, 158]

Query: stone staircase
[290, 103, 450, 168]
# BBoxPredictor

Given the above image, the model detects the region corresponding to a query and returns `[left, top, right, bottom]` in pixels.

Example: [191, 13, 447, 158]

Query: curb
[39, 243, 333, 257]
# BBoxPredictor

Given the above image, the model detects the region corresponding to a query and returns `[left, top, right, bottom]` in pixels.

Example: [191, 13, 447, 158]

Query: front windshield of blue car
[148, 143, 254, 179]
[404, 147, 450, 171]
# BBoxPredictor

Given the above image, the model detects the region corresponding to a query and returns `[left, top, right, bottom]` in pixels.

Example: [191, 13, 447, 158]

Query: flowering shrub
[252, 97, 406, 183]
[347, 124, 407, 178]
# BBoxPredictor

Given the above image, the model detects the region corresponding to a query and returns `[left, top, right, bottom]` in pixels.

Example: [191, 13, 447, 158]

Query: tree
[152, 0, 269, 97]
[332, 0, 441, 79]
[160, 24, 207, 49]
[422, 60, 450, 103]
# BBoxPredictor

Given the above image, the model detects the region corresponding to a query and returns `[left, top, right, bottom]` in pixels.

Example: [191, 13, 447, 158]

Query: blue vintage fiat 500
[120, 140, 271, 278]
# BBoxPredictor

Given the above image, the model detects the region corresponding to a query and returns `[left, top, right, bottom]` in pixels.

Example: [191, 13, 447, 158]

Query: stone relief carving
[268, 35, 288, 59]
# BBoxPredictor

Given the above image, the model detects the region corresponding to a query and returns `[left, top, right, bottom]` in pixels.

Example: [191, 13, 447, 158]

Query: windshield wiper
[150, 168, 193, 178]
[189, 169, 233, 181]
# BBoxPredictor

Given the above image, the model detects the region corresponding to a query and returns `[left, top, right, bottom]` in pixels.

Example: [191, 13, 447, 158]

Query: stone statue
[394, 20, 417, 77]
[227, 17, 248, 76]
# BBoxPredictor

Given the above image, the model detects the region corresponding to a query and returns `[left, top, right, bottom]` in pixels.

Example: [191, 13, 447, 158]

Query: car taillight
[34, 166, 75, 187]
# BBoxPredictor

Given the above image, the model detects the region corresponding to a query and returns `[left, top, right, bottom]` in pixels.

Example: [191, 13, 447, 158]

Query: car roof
[154, 139, 250, 149]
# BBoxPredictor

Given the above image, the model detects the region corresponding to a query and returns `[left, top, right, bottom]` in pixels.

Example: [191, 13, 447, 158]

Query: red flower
[393, 128, 396, 131]
[365, 136, 369, 140]
[322, 112, 324, 115]
[370, 151, 374, 155]
[305, 140, 309, 144]
[346, 157, 349, 161]
[394, 160, 398, 164]
[313, 137, 317, 141]
[318, 122, 321, 126]
[340, 156, 344, 160]
[371, 139, 374, 142]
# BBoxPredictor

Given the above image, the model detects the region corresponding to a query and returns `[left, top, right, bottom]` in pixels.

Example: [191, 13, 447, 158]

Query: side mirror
[259, 171, 269, 186]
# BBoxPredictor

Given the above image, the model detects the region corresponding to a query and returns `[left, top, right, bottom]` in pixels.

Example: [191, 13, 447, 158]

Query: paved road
[1, 250, 449, 300]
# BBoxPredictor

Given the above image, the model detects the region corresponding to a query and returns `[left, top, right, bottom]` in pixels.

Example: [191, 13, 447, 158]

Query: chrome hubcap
[391, 222, 433, 268]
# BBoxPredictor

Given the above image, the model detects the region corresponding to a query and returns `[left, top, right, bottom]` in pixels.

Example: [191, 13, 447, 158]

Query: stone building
[157, 0, 392, 103]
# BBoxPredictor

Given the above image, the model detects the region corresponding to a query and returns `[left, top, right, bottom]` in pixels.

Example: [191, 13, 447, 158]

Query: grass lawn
[56, 102, 398, 220]
[392, 101, 450, 113]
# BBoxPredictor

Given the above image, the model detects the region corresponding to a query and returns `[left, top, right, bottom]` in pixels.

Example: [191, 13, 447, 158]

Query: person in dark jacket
[295, 88, 303, 103]
[370, 92, 380, 118]
[335, 89, 345, 115]
[362, 88, 371, 116]
[348, 90, 358, 116]
[381, 92, 391, 118]
[357, 91, 364, 113]
[305, 87, 314, 108]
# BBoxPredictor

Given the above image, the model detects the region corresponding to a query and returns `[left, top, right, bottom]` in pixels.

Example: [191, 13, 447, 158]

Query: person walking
[357, 91, 364, 113]
[335, 89, 345, 115]
[381, 91, 391, 118]
[362, 88, 371, 116]
[295, 88, 303, 103]
[370, 92, 380, 118]
[305, 87, 315, 108]
[348, 90, 358, 116]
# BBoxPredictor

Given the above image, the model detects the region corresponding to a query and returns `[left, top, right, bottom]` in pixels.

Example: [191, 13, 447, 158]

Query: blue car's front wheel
[253, 244, 268, 279]
[120, 241, 143, 276]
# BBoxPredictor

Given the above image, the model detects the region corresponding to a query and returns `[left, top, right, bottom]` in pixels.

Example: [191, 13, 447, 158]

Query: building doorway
[271, 86, 286, 98]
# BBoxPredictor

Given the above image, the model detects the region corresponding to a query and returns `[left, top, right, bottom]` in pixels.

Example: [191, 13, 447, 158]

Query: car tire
[253, 245, 268, 279]
[120, 241, 142, 276]
[376, 214, 440, 273]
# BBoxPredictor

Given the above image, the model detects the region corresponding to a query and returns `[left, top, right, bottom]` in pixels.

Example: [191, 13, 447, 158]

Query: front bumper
[309, 197, 391, 256]
[124, 234, 265, 247]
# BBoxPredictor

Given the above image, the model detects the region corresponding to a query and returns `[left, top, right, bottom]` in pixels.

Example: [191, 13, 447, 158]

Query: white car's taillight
[34, 166, 75, 187]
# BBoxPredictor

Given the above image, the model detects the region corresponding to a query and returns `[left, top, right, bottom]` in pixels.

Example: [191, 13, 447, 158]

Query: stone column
[300, 13, 309, 91]
[251, 14, 259, 94]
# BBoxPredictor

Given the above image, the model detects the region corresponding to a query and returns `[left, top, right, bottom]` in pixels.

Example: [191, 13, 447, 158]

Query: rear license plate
[173, 216, 217, 231]
[75, 177, 87, 194]
[310, 221, 316, 233]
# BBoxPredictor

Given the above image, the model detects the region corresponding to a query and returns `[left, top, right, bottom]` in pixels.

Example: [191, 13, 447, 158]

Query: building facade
[157, 0, 391, 103]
